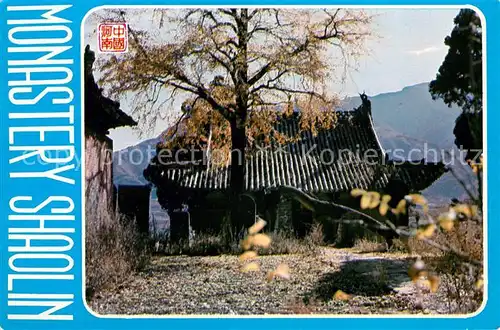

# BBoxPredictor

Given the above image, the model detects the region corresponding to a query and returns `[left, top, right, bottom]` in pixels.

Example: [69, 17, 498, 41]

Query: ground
[88, 247, 464, 315]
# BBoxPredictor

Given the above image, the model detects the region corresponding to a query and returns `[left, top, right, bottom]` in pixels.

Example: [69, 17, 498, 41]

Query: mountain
[113, 135, 161, 186]
[113, 136, 167, 230]
[341, 83, 474, 203]
[113, 82, 476, 206]
[341, 82, 459, 153]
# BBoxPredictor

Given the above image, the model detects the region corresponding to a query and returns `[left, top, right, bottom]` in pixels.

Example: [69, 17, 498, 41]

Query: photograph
[82, 7, 484, 316]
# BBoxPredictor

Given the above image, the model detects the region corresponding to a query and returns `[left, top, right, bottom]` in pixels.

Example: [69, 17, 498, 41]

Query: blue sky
[344, 8, 458, 96]
[85, 8, 460, 150]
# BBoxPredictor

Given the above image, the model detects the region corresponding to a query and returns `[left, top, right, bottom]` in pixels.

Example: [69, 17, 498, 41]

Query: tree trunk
[229, 118, 246, 238]
[228, 9, 250, 240]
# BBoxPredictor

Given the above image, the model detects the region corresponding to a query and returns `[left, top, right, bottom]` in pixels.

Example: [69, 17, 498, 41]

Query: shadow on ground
[305, 257, 412, 302]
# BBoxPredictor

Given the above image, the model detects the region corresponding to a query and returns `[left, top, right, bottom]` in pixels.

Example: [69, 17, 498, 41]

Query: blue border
[0, 0, 498, 329]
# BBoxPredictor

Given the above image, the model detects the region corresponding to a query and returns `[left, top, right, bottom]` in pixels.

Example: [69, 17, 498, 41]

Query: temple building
[144, 94, 447, 244]
[84, 45, 147, 231]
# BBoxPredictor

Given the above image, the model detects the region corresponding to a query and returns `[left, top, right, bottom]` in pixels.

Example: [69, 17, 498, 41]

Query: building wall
[85, 133, 115, 227]
[168, 191, 314, 240]
[117, 185, 151, 234]
[276, 195, 293, 233]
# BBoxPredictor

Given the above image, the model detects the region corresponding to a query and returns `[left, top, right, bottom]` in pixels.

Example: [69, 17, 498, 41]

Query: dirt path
[89, 248, 451, 315]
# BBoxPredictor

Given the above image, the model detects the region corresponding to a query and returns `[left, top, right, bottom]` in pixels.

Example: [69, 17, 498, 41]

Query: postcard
[0, 2, 495, 329]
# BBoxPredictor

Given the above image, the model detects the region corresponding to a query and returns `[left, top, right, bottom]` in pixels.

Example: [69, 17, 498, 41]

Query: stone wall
[85, 133, 115, 227]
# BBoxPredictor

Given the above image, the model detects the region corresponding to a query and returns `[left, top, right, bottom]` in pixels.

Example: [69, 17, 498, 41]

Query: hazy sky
[85, 8, 460, 150]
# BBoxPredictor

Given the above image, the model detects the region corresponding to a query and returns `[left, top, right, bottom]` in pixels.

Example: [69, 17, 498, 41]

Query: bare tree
[94, 8, 372, 232]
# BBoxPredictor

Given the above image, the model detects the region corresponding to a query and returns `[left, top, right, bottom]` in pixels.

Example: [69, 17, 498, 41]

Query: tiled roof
[148, 106, 447, 194]
[374, 160, 447, 193]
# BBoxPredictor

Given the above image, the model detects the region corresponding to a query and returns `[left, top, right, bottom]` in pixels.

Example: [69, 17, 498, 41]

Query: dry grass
[87, 197, 483, 315]
[263, 230, 320, 256]
[156, 223, 325, 257]
[408, 219, 483, 260]
[352, 208, 484, 315]
[353, 237, 388, 253]
[85, 214, 150, 300]
[418, 219, 484, 314]
[89, 249, 426, 315]
[346, 199, 484, 315]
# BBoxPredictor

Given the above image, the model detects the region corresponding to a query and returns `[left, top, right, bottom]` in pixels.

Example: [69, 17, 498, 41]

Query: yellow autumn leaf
[469, 159, 482, 174]
[351, 188, 366, 197]
[252, 233, 272, 248]
[368, 192, 381, 208]
[266, 271, 276, 282]
[333, 290, 351, 301]
[360, 194, 370, 209]
[381, 195, 392, 203]
[392, 199, 407, 215]
[241, 237, 252, 251]
[453, 204, 478, 218]
[378, 195, 391, 216]
[416, 224, 436, 240]
[406, 194, 429, 213]
[475, 275, 484, 289]
[406, 194, 427, 206]
[439, 217, 454, 231]
[273, 263, 291, 280]
[419, 279, 431, 290]
[428, 274, 440, 293]
[408, 260, 426, 281]
[379, 203, 389, 216]
[361, 192, 380, 209]
[241, 262, 260, 272]
[248, 218, 267, 235]
[239, 251, 258, 262]
[438, 209, 457, 231]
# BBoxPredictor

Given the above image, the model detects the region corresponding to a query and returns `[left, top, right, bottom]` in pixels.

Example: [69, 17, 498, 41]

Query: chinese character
[113, 25, 126, 38]
[98, 23, 128, 53]
[100, 25, 113, 38]
[100, 38, 113, 50]
[112, 37, 125, 51]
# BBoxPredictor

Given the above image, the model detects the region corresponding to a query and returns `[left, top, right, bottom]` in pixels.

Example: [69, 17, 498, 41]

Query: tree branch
[276, 185, 483, 268]
[122, 11, 235, 121]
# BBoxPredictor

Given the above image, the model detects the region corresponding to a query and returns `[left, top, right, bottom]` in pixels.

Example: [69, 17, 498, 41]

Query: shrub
[85, 214, 150, 300]
[155, 223, 321, 257]
[420, 219, 483, 314]
[353, 237, 388, 253]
